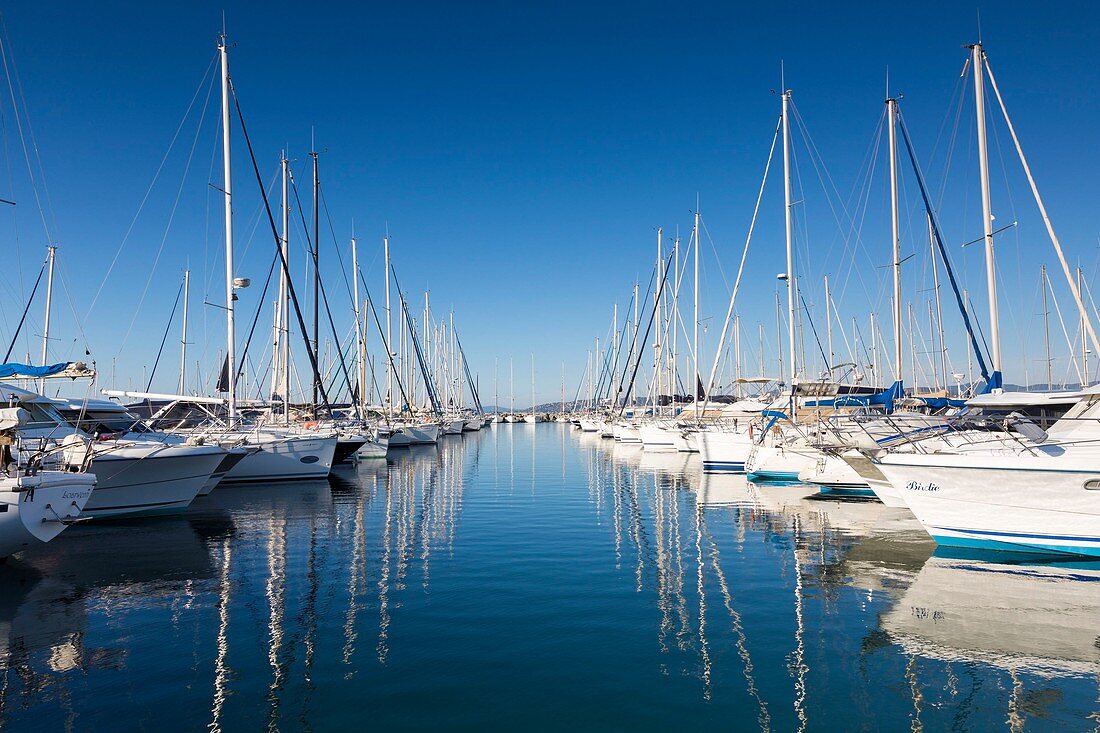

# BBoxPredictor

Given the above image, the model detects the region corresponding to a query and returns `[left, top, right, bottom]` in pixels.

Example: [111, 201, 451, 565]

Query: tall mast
[654, 228, 663, 412]
[631, 281, 639, 406]
[384, 234, 392, 411]
[692, 207, 700, 417]
[352, 236, 365, 414]
[887, 96, 903, 385]
[1080, 267, 1089, 387]
[179, 268, 189, 394]
[1041, 265, 1052, 389]
[611, 303, 619, 408]
[39, 245, 56, 392]
[928, 214, 949, 392]
[971, 43, 1001, 373]
[310, 148, 320, 414]
[530, 353, 536, 415]
[218, 35, 237, 422]
[277, 154, 291, 420]
[734, 315, 742, 398]
[781, 89, 797, 390]
[509, 356, 514, 413]
[560, 362, 565, 413]
[823, 274, 832, 372]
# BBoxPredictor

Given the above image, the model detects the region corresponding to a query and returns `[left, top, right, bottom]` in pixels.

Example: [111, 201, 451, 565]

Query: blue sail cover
[0, 362, 71, 379]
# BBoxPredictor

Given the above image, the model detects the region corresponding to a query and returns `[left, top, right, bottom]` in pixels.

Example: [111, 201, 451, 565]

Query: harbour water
[1, 424, 1098, 731]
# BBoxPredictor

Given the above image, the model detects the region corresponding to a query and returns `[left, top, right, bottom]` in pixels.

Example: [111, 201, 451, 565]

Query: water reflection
[578, 428, 1100, 731]
[0, 425, 1096, 730]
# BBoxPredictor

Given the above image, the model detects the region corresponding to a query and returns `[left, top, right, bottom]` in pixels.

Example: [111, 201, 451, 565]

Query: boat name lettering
[62, 490, 92, 500]
[904, 480, 939, 493]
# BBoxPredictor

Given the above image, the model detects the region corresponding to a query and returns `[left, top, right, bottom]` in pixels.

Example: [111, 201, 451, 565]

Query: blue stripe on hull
[817, 485, 877, 498]
[746, 471, 802, 483]
[931, 533, 1100, 559]
[703, 461, 745, 474]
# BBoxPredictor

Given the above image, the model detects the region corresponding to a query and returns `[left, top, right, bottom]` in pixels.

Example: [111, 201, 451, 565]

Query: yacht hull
[76, 444, 226, 518]
[698, 429, 752, 473]
[223, 435, 337, 482]
[877, 457, 1100, 557]
[0, 472, 95, 558]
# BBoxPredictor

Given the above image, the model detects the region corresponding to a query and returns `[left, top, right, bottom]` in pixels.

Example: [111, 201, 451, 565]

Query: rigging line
[0, 72, 23, 305]
[619, 251, 675, 418]
[897, 108, 992, 382]
[797, 292, 830, 377]
[318, 186, 357, 309]
[356, 268, 411, 417]
[788, 100, 876, 306]
[145, 280, 185, 391]
[2, 253, 45, 361]
[229, 78, 333, 416]
[0, 16, 52, 243]
[115, 71, 220, 356]
[287, 177, 359, 414]
[232, 252, 278, 383]
[703, 115, 780, 401]
[86, 52, 219, 322]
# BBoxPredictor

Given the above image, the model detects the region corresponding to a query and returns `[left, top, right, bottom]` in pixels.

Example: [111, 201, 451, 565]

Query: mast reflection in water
[0, 424, 1096, 731]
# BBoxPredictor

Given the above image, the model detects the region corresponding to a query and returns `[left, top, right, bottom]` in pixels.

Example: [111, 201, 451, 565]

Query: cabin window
[1084, 479, 1100, 491]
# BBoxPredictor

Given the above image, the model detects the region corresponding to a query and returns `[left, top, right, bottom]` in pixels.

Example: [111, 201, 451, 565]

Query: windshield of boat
[59, 408, 149, 435]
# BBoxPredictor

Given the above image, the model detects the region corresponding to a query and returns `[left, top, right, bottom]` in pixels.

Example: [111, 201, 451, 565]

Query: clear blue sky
[1, 1, 1099, 405]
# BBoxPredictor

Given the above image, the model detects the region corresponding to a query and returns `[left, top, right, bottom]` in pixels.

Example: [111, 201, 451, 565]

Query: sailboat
[866, 43, 1100, 556]
[523, 355, 544, 423]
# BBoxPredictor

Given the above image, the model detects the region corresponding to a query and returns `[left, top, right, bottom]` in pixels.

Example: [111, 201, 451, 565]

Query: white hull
[523, 414, 544, 424]
[399, 424, 441, 445]
[745, 442, 820, 482]
[578, 419, 600, 433]
[443, 420, 465, 435]
[638, 424, 677, 452]
[798, 452, 871, 490]
[877, 452, 1100, 557]
[0, 472, 95, 558]
[698, 428, 753, 472]
[837, 451, 908, 507]
[224, 434, 337, 482]
[74, 443, 227, 518]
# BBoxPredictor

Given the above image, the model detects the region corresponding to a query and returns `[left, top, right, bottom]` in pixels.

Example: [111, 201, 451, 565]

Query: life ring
[303, 421, 319, 431]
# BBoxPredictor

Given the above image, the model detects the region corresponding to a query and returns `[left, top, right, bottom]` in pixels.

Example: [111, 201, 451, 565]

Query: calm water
[1, 424, 1098, 731]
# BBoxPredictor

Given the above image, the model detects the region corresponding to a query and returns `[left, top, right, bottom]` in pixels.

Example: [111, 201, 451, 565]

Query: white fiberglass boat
[0, 471, 96, 558]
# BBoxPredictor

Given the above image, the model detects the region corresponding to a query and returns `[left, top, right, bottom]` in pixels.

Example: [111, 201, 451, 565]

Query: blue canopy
[0, 362, 71, 379]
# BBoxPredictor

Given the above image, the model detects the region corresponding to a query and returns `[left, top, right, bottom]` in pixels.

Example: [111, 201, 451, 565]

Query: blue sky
[1, 1, 1099, 405]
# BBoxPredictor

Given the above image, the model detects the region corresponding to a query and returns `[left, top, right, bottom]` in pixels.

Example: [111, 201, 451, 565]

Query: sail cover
[0, 362, 75, 379]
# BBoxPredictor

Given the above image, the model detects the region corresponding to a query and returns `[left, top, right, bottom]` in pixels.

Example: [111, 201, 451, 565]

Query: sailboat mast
[278, 154, 291, 420]
[693, 208, 700, 417]
[179, 269, 189, 394]
[654, 227, 663, 411]
[888, 96, 903, 384]
[971, 43, 1001, 373]
[352, 236, 365, 413]
[384, 235, 392, 411]
[39, 245, 55, 392]
[781, 89, 797, 391]
[823, 274, 832, 372]
[310, 149, 320, 414]
[218, 35, 237, 422]
[1042, 265, 1052, 389]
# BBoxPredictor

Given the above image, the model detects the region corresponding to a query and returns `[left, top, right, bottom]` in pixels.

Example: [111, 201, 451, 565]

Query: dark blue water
[1, 424, 1098, 731]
